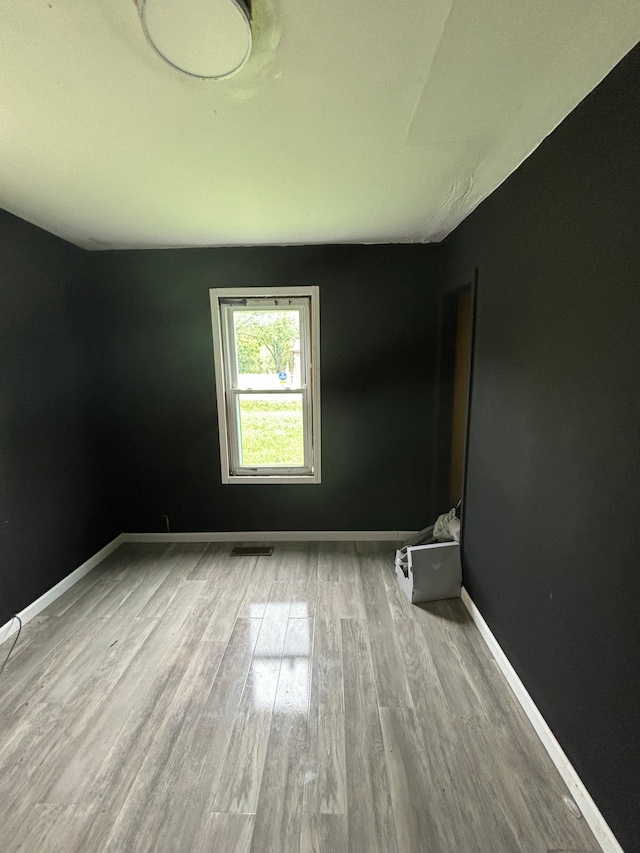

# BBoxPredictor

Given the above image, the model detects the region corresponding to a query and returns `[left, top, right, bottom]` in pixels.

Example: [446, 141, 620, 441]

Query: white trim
[211, 287, 317, 299]
[0, 534, 124, 647]
[121, 530, 416, 543]
[0, 541, 622, 853]
[210, 287, 231, 479]
[0, 529, 412, 644]
[225, 476, 321, 485]
[310, 285, 321, 481]
[461, 586, 624, 853]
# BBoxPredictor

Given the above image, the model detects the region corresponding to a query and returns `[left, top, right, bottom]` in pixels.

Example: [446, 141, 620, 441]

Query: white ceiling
[1, 0, 639, 250]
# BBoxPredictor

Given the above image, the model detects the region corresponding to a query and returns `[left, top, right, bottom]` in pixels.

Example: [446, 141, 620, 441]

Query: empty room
[0, 3, 638, 852]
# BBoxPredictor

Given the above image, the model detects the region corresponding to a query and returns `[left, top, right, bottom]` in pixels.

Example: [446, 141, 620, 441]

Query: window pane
[238, 394, 304, 467]
[233, 310, 302, 389]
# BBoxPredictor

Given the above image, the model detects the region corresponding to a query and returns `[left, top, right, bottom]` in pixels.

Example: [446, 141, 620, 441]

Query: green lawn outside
[239, 398, 304, 466]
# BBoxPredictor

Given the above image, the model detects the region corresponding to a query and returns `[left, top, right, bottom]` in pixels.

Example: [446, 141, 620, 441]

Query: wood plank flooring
[0, 542, 600, 852]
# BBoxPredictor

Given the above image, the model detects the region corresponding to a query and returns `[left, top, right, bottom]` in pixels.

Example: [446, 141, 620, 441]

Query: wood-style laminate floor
[0, 542, 600, 853]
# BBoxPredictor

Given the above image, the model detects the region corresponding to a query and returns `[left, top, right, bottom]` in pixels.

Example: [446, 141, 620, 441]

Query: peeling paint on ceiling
[0, 0, 638, 249]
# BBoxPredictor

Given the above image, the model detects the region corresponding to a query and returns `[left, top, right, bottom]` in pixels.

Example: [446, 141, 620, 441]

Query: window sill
[223, 473, 321, 485]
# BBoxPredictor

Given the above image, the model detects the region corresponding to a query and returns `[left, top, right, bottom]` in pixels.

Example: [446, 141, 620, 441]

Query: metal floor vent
[230, 545, 273, 557]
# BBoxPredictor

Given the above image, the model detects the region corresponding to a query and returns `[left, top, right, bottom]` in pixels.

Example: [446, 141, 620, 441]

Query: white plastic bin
[395, 542, 461, 603]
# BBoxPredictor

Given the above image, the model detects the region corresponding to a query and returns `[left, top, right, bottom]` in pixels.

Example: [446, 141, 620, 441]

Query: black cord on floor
[0, 616, 22, 678]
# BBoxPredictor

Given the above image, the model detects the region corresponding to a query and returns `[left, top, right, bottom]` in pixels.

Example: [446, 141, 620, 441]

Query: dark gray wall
[0, 211, 119, 627]
[93, 245, 441, 533]
[444, 46, 640, 850]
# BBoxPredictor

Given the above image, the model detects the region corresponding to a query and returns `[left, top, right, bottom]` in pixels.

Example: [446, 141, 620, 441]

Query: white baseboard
[1, 537, 621, 851]
[461, 586, 624, 853]
[121, 530, 416, 543]
[0, 530, 411, 645]
[0, 534, 124, 647]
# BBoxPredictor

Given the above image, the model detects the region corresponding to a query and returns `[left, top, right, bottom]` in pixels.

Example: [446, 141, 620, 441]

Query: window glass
[238, 393, 304, 467]
[233, 310, 302, 390]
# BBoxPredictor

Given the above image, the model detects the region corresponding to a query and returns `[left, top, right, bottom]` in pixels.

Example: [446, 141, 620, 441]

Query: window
[210, 286, 321, 484]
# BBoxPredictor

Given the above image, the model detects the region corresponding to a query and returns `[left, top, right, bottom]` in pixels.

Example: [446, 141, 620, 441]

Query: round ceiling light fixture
[138, 0, 252, 80]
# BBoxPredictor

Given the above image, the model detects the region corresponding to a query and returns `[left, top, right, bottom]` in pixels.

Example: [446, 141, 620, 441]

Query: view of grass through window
[233, 309, 305, 468]
[238, 396, 304, 466]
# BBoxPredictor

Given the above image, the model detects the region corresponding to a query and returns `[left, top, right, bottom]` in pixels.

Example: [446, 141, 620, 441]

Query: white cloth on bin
[433, 507, 460, 542]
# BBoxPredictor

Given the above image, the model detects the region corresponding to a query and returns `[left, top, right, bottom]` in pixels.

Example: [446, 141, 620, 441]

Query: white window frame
[210, 286, 321, 485]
